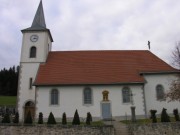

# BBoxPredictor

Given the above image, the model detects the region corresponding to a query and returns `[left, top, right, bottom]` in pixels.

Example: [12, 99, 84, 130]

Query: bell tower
[17, 0, 53, 121]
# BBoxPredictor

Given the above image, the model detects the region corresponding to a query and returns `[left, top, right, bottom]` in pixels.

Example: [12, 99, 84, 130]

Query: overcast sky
[0, 0, 180, 70]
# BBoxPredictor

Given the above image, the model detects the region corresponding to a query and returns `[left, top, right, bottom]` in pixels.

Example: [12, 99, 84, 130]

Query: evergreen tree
[62, 112, 67, 125]
[38, 112, 43, 124]
[150, 110, 157, 123]
[13, 112, 19, 124]
[173, 109, 180, 121]
[0, 66, 19, 96]
[72, 109, 80, 125]
[24, 111, 33, 124]
[161, 108, 170, 122]
[47, 112, 56, 124]
[2, 112, 11, 123]
[86, 112, 92, 125]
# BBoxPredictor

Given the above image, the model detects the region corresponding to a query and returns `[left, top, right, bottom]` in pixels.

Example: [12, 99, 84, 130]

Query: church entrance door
[101, 102, 111, 120]
[101, 90, 112, 120]
[24, 101, 35, 121]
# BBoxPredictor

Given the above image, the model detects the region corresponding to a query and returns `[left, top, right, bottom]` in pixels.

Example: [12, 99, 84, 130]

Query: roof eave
[33, 81, 145, 87]
[21, 28, 53, 42]
[139, 70, 180, 75]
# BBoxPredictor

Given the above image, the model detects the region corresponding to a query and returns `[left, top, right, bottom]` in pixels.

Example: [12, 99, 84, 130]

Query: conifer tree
[2, 112, 11, 123]
[86, 112, 92, 125]
[62, 112, 67, 125]
[13, 112, 19, 123]
[72, 109, 80, 125]
[150, 110, 157, 123]
[161, 108, 170, 122]
[173, 109, 180, 121]
[47, 112, 56, 124]
[38, 112, 43, 124]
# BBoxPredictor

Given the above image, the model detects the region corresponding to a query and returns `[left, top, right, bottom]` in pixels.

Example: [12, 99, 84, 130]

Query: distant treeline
[0, 66, 19, 96]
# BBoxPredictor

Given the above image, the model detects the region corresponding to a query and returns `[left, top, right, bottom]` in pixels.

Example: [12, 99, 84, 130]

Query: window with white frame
[50, 89, 59, 105]
[122, 87, 131, 103]
[156, 84, 165, 100]
[83, 87, 92, 104]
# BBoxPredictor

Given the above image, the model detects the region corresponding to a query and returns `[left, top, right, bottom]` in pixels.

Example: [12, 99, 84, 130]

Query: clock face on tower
[30, 35, 39, 42]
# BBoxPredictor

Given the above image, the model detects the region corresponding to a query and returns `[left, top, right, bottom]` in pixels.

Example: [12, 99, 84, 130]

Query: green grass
[120, 117, 176, 124]
[0, 96, 17, 106]
[65, 121, 104, 126]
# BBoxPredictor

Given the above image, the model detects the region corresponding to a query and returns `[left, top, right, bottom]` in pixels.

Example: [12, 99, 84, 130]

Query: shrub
[86, 112, 92, 125]
[38, 112, 43, 124]
[161, 108, 170, 122]
[150, 110, 157, 123]
[2, 112, 11, 123]
[72, 109, 80, 125]
[47, 112, 56, 124]
[13, 112, 19, 123]
[62, 112, 67, 125]
[173, 109, 180, 121]
[24, 111, 33, 124]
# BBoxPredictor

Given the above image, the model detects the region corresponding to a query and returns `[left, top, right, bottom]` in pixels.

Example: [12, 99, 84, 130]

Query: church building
[17, 1, 180, 121]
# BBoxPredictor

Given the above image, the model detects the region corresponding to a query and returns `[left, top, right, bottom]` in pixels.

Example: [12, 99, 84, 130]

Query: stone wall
[0, 125, 114, 135]
[129, 122, 180, 135]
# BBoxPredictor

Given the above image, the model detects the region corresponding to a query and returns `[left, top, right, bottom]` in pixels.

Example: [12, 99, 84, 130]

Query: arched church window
[156, 84, 165, 100]
[30, 46, 36, 58]
[83, 87, 92, 104]
[122, 87, 131, 103]
[102, 90, 109, 101]
[50, 89, 59, 105]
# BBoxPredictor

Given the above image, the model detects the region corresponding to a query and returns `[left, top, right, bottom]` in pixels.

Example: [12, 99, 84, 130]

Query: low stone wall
[0, 125, 114, 135]
[129, 122, 180, 135]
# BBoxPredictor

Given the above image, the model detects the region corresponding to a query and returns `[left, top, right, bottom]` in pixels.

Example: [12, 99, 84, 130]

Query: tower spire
[31, 0, 46, 28]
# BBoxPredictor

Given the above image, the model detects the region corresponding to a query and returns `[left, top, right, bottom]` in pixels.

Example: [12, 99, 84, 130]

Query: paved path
[104, 121, 130, 135]
[113, 121, 130, 135]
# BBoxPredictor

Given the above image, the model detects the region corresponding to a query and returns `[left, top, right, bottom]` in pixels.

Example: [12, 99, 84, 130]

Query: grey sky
[0, 0, 180, 70]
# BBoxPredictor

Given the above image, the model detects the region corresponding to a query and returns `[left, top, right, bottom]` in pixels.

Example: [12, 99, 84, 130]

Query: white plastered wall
[17, 63, 39, 120]
[36, 85, 145, 120]
[144, 74, 180, 116]
[17, 30, 52, 121]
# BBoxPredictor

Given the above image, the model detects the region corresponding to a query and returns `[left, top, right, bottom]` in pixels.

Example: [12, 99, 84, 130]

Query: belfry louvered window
[30, 46, 36, 58]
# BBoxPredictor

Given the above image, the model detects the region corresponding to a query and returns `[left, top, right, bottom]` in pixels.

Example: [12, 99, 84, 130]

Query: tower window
[29, 78, 33, 89]
[30, 46, 36, 58]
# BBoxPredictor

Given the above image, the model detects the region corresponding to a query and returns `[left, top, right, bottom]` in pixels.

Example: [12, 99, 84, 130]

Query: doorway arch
[24, 101, 35, 121]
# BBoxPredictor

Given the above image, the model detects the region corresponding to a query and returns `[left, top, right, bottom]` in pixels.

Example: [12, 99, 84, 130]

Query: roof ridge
[49, 50, 150, 53]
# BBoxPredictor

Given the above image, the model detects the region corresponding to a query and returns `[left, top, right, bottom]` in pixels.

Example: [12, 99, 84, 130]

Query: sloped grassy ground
[0, 96, 16, 106]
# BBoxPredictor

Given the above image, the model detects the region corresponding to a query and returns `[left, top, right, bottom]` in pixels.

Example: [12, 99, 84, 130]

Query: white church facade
[17, 1, 180, 121]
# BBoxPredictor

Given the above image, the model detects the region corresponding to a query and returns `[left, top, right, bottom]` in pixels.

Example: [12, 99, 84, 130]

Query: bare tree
[166, 44, 180, 102]
[172, 43, 180, 69]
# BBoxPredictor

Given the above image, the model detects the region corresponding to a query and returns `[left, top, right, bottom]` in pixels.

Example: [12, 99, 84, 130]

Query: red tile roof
[34, 50, 178, 86]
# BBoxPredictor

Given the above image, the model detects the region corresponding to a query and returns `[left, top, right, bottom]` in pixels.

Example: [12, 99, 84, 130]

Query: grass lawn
[0, 96, 17, 106]
[62, 121, 104, 126]
[120, 117, 176, 124]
